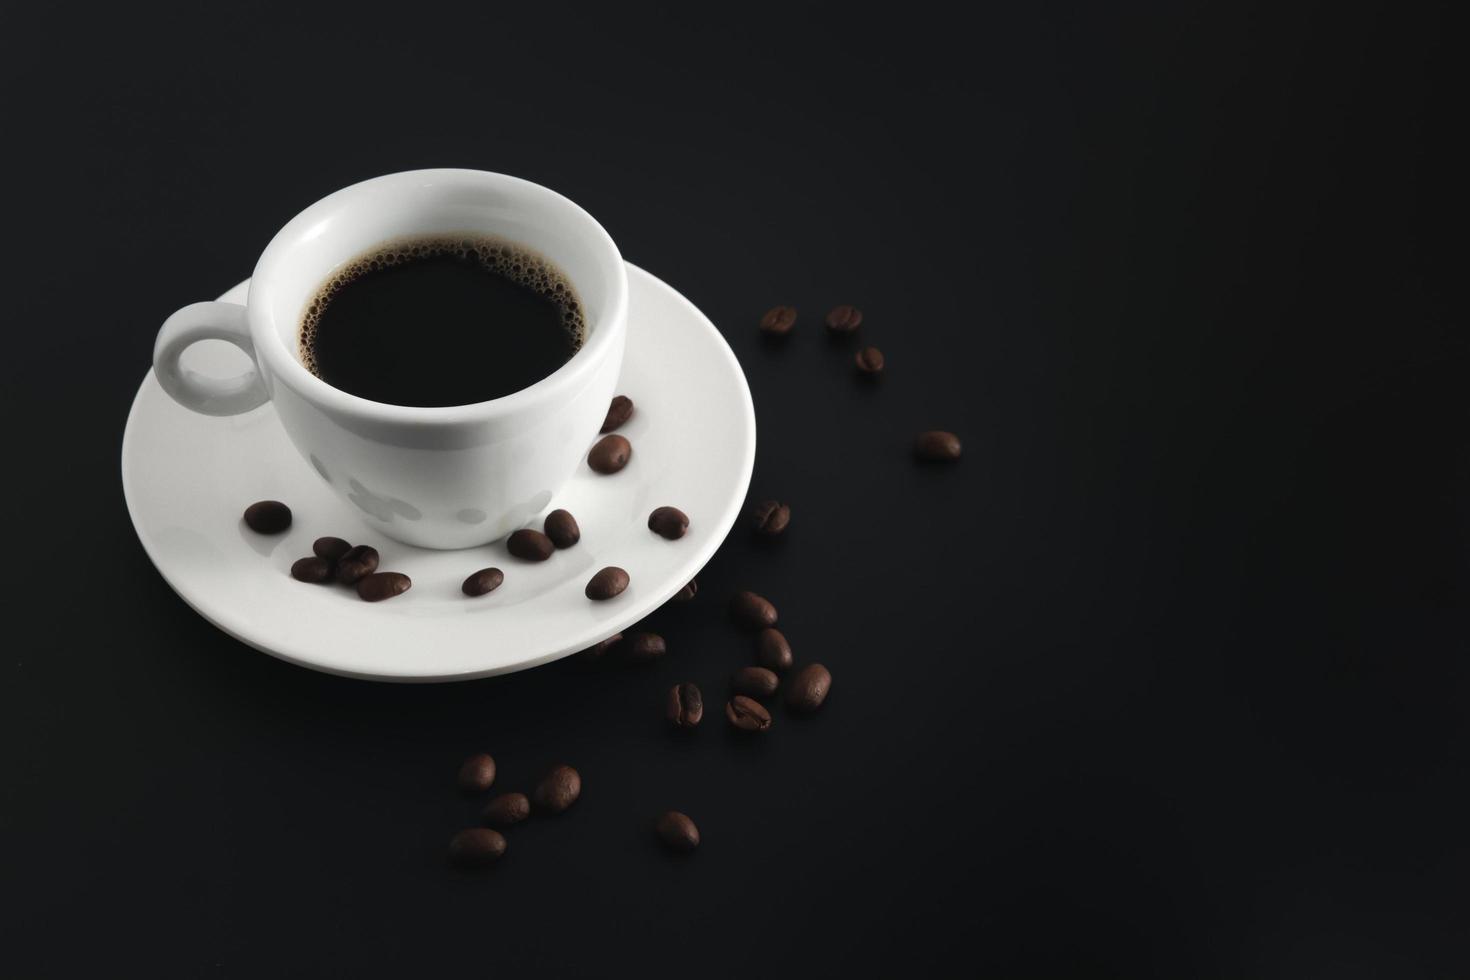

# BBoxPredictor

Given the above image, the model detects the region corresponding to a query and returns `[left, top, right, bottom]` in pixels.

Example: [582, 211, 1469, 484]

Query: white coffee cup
[152, 169, 628, 549]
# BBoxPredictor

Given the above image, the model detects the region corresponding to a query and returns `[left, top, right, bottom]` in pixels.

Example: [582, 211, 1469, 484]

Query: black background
[1, 2, 1459, 976]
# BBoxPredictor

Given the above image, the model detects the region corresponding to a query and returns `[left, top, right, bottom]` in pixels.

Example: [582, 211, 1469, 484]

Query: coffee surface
[301, 236, 583, 407]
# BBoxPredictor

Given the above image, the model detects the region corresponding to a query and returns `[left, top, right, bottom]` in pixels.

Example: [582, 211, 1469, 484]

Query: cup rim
[247, 169, 628, 424]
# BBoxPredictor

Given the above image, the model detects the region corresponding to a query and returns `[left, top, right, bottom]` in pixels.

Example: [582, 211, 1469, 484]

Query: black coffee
[301, 235, 584, 407]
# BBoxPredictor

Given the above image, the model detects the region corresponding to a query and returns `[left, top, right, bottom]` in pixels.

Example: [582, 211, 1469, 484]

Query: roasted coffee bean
[532, 764, 581, 814]
[751, 500, 790, 536]
[655, 811, 700, 852]
[243, 500, 292, 534]
[312, 536, 352, 562]
[786, 663, 833, 713]
[730, 590, 778, 630]
[481, 792, 531, 828]
[290, 556, 333, 583]
[628, 632, 667, 662]
[855, 346, 885, 375]
[666, 682, 703, 729]
[914, 430, 962, 462]
[648, 506, 690, 540]
[335, 545, 380, 584]
[579, 632, 623, 660]
[759, 305, 797, 336]
[544, 509, 580, 548]
[673, 579, 698, 602]
[725, 695, 772, 732]
[588, 434, 632, 474]
[586, 567, 629, 600]
[458, 753, 497, 793]
[731, 666, 780, 698]
[507, 528, 555, 561]
[754, 628, 793, 672]
[600, 394, 634, 433]
[448, 827, 506, 868]
[357, 571, 411, 602]
[825, 304, 863, 334]
[462, 567, 505, 597]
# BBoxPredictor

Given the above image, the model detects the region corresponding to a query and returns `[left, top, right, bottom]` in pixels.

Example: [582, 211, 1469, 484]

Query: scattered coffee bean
[448, 827, 507, 868]
[786, 663, 833, 713]
[507, 528, 555, 561]
[357, 571, 411, 602]
[600, 394, 634, 433]
[673, 579, 698, 602]
[648, 506, 690, 540]
[628, 632, 667, 662]
[243, 500, 292, 534]
[586, 567, 629, 600]
[666, 682, 703, 729]
[751, 500, 791, 536]
[855, 346, 885, 375]
[532, 764, 581, 814]
[730, 590, 778, 630]
[579, 632, 623, 660]
[914, 430, 962, 462]
[335, 545, 380, 584]
[588, 434, 632, 474]
[481, 792, 531, 828]
[725, 695, 772, 733]
[290, 556, 333, 583]
[462, 567, 505, 597]
[755, 628, 793, 672]
[825, 304, 863, 334]
[312, 536, 352, 562]
[655, 811, 700, 852]
[759, 305, 797, 336]
[544, 509, 580, 548]
[458, 753, 497, 793]
[731, 666, 780, 699]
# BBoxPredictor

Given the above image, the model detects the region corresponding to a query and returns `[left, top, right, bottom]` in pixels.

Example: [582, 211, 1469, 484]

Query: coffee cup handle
[153, 301, 270, 416]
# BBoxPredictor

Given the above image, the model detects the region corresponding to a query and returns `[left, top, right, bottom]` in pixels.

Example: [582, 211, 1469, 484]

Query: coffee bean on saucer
[725, 695, 772, 733]
[855, 346, 885, 375]
[588, 434, 632, 474]
[628, 632, 667, 662]
[730, 591, 778, 630]
[786, 663, 833, 713]
[667, 682, 703, 729]
[759, 305, 797, 336]
[825, 304, 863, 334]
[544, 509, 580, 548]
[508, 528, 555, 561]
[458, 753, 497, 793]
[648, 506, 689, 540]
[732, 666, 780, 699]
[243, 500, 292, 534]
[357, 571, 410, 602]
[449, 827, 507, 868]
[313, 536, 352, 562]
[655, 811, 700, 852]
[579, 632, 623, 660]
[755, 628, 793, 672]
[532, 764, 581, 814]
[673, 579, 698, 602]
[914, 430, 962, 462]
[335, 545, 380, 584]
[481, 792, 531, 828]
[290, 556, 333, 583]
[751, 500, 790, 536]
[600, 395, 634, 433]
[462, 567, 505, 597]
[586, 567, 629, 600]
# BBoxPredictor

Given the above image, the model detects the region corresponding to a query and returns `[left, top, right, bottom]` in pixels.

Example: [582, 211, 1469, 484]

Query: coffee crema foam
[299, 234, 585, 377]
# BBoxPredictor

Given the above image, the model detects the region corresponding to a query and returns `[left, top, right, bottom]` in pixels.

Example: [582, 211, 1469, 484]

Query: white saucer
[121, 263, 755, 682]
